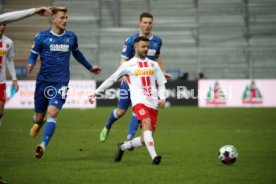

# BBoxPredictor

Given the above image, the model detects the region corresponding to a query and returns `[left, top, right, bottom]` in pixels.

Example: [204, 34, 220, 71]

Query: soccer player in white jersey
[0, 7, 52, 24]
[89, 36, 166, 165]
[0, 23, 19, 125]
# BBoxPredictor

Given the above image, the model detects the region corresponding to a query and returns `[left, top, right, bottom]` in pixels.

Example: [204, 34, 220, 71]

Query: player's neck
[51, 26, 65, 35]
[135, 55, 146, 60]
[140, 32, 152, 39]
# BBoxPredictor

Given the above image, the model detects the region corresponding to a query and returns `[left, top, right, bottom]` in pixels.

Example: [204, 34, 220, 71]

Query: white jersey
[0, 35, 15, 83]
[110, 57, 167, 109]
[0, 8, 35, 24]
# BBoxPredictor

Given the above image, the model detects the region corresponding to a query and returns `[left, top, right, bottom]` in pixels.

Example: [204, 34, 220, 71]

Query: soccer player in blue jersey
[100, 12, 170, 142]
[27, 7, 101, 159]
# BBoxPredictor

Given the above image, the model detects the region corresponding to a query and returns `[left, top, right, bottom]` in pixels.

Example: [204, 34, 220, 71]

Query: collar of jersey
[138, 33, 153, 40]
[50, 30, 66, 37]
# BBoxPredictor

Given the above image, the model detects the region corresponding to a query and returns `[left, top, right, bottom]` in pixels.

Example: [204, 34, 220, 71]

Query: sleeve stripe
[31, 49, 39, 55]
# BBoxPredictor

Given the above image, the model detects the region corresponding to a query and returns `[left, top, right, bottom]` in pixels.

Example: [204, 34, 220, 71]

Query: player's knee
[116, 109, 126, 117]
[47, 110, 58, 118]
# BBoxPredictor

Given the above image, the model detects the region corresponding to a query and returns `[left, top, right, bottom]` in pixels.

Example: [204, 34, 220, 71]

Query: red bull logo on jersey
[0, 49, 7, 56]
[134, 68, 154, 76]
[50, 44, 69, 52]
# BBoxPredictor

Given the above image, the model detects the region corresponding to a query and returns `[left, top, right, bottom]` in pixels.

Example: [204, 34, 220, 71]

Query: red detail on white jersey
[147, 142, 154, 146]
[0, 35, 15, 83]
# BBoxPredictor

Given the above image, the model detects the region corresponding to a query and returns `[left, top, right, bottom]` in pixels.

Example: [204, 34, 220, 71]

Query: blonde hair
[52, 6, 67, 15]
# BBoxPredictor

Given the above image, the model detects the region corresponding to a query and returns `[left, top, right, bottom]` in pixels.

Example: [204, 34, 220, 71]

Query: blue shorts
[117, 81, 131, 110]
[34, 80, 69, 113]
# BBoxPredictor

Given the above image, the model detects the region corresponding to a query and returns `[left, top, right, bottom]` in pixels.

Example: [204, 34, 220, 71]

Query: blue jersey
[31, 29, 78, 83]
[121, 32, 162, 61]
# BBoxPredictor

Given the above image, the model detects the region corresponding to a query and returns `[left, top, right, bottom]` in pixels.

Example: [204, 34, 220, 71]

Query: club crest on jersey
[135, 68, 154, 76]
[139, 109, 146, 115]
[50, 44, 69, 52]
[122, 45, 127, 52]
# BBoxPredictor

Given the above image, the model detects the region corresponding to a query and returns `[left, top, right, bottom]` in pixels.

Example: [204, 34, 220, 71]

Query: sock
[41, 117, 56, 148]
[126, 114, 139, 140]
[105, 109, 119, 129]
[143, 130, 157, 160]
[121, 137, 143, 151]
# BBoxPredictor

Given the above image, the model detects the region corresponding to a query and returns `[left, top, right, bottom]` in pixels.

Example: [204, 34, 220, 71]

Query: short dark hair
[52, 6, 67, 15]
[140, 12, 153, 21]
[134, 36, 149, 43]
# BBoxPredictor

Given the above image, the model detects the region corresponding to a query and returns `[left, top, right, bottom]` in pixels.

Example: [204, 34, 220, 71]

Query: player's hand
[27, 64, 34, 73]
[88, 91, 96, 104]
[35, 7, 53, 16]
[90, 66, 102, 75]
[122, 76, 129, 84]
[12, 80, 19, 92]
[164, 73, 171, 80]
[158, 99, 166, 109]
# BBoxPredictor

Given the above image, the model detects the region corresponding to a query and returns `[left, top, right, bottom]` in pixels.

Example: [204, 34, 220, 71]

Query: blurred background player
[0, 7, 52, 24]
[89, 36, 166, 165]
[27, 7, 101, 159]
[100, 12, 170, 142]
[0, 23, 19, 126]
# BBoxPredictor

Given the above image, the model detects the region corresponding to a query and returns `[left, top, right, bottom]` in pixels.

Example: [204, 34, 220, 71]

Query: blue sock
[105, 109, 119, 129]
[41, 117, 56, 147]
[127, 114, 139, 140]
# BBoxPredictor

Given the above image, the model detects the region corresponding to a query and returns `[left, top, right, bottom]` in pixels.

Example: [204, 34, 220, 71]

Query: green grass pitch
[0, 107, 276, 184]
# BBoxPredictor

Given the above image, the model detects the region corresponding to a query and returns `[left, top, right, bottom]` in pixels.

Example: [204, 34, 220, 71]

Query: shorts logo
[44, 86, 57, 99]
[139, 109, 145, 115]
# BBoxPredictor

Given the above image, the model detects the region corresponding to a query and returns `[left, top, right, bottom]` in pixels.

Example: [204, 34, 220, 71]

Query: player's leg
[135, 104, 161, 164]
[30, 112, 46, 137]
[0, 102, 4, 126]
[35, 83, 66, 159]
[30, 81, 47, 137]
[126, 113, 140, 140]
[35, 99, 64, 159]
[100, 82, 131, 142]
[0, 83, 6, 126]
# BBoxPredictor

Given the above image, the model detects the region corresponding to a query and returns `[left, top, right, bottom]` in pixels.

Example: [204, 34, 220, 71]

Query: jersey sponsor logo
[147, 49, 156, 56]
[134, 68, 154, 76]
[50, 44, 69, 52]
[0, 50, 7, 56]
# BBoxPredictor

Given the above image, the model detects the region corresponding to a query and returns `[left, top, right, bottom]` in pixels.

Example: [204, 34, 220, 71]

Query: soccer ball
[218, 145, 238, 165]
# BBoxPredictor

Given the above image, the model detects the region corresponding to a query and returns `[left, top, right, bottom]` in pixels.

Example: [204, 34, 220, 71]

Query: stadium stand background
[1, 0, 276, 81]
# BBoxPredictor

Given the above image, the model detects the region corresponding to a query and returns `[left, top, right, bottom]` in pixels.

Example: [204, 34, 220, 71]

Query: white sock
[121, 137, 143, 151]
[143, 130, 157, 159]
